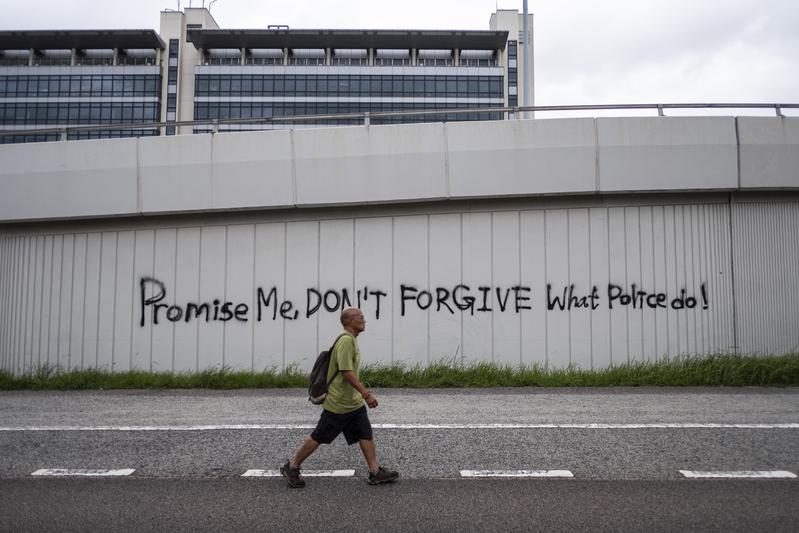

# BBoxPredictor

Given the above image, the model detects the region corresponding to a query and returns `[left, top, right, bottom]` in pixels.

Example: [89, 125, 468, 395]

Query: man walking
[281, 307, 399, 487]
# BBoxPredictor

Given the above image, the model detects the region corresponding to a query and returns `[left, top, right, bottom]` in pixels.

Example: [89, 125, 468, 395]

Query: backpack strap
[326, 333, 350, 386]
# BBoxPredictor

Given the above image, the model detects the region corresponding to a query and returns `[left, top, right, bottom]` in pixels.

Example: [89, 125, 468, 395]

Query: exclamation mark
[701, 283, 709, 310]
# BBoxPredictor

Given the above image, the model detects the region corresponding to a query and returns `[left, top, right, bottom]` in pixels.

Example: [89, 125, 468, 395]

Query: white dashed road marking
[460, 470, 574, 478]
[679, 470, 797, 479]
[31, 468, 135, 477]
[2, 423, 798, 431]
[242, 469, 355, 477]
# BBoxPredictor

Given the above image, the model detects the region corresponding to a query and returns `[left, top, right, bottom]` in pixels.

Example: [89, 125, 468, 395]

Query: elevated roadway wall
[0, 117, 797, 373]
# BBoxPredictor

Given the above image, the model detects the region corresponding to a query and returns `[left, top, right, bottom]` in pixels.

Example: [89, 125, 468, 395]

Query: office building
[0, 7, 533, 143]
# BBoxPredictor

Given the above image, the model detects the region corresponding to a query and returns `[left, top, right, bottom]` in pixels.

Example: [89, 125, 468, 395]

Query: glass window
[134, 77, 145, 95]
[295, 76, 306, 94]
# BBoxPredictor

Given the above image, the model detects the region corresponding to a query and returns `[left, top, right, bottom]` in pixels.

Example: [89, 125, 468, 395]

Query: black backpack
[308, 333, 348, 404]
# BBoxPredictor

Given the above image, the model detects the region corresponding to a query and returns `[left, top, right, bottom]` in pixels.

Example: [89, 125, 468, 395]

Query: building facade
[0, 7, 534, 143]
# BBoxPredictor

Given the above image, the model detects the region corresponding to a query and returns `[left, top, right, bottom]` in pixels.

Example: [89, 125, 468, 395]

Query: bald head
[340, 307, 360, 326]
[340, 307, 366, 336]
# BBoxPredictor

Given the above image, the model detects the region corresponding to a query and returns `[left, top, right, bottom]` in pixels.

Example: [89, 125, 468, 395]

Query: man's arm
[340, 371, 378, 408]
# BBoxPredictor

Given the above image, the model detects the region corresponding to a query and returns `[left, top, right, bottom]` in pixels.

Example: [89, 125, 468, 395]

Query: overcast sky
[2, 0, 797, 116]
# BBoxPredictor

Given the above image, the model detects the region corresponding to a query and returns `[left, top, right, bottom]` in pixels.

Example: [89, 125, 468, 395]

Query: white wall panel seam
[148, 232, 156, 371]
[691, 207, 699, 354]
[251, 225, 256, 372]
[28, 236, 44, 368]
[23, 237, 33, 371]
[427, 215, 431, 364]
[111, 233, 119, 370]
[588, 211, 594, 369]
[566, 210, 572, 365]
[623, 209, 630, 363]
[459, 213, 464, 365]
[683, 206, 690, 354]
[544, 211, 549, 367]
[20, 236, 28, 372]
[45, 236, 54, 366]
[282, 222, 287, 370]
[640, 207, 646, 360]
[1, 239, 8, 369]
[222, 225, 229, 368]
[0, 239, 5, 369]
[391, 216, 396, 364]
[95, 233, 103, 368]
[171, 228, 178, 372]
[18, 238, 27, 371]
[28, 237, 37, 369]
[129, 231, 137, 371]
[518, 210, 523, 366]
[11, 239, 20, 373]
[4, 238, 11, 369]
[727, 195, 739, 352]
[7, 239, 14, 373]
[490, 212, 495, 363]
[195, 228, 202, 372]
[32, 237, 41, 368]
[40, 236, 49, 366]
[698, 206, 706, 355]
[0, 239, 7, 369]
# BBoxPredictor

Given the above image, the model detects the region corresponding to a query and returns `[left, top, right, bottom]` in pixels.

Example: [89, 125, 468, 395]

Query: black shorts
[310, 405, 373, 445]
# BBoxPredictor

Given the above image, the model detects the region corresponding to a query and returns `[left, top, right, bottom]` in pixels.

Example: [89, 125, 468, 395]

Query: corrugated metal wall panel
[732, 200, 799, 354]
[0, 200, 750, 374]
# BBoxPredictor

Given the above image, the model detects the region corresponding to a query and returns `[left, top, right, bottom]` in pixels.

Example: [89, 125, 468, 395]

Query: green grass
[1, 354, 798, 390]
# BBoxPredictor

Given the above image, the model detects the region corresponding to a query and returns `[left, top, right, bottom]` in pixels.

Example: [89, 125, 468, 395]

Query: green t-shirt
[322, 333, 364, 414]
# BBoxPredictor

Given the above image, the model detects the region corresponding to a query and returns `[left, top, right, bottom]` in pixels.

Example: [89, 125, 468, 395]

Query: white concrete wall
[0, 196, 747, 374]
[2, 117, 797, 223]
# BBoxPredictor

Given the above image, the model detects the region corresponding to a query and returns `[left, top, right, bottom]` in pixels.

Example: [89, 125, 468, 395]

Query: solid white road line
[242, 469, 355, 477]
[31, 468, 135, 477]
[2, 423, 798, 431]
[679, 470, 797, 479]
[460, 470, 574, 478]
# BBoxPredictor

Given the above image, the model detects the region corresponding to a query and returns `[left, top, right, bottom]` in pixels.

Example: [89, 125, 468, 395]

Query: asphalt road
[1, 388, 798, 531]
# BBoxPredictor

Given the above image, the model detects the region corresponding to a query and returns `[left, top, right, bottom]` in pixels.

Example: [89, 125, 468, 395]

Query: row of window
[0, 103, 160, 124]
[194, 111, 502, 131]
[0, 75, 162, 97]
[205, 57, 497, 67]
[0, 129, 160, 144]
[194, 74, 504, 98]
[193, 101, 502, 121]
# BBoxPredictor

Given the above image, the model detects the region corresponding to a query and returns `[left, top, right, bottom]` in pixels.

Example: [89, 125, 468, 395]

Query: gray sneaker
[280, 461, 305, 488]
[368, 466, 399, 485]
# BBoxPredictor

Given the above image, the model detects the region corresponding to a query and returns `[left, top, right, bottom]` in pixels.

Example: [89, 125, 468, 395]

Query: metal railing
[0, 103, 796, 141]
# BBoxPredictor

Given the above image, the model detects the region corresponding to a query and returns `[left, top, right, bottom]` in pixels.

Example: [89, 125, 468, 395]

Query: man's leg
[281, 436, 321, 488]
[358, 438, 380, 472]
[291, 436, 321, 467]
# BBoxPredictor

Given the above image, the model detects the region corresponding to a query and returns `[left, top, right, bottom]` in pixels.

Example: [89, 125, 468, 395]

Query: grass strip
[0, 354, 797, 391]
